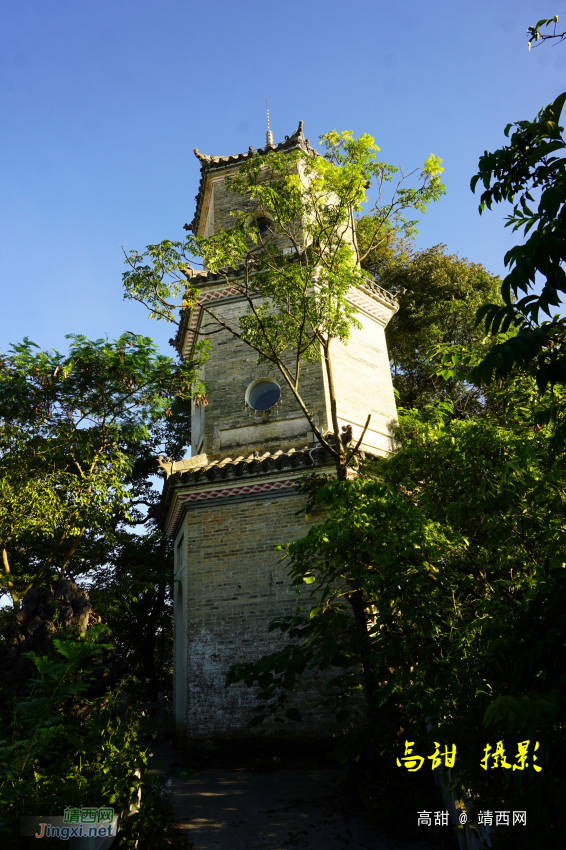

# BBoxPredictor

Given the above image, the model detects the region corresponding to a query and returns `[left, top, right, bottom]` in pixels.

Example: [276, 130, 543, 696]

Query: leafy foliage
[0, 333, 205, 607]
[227, 400, 566, 847]
[527, 14, 563, 49]
[0, 630, 149, 847]
[470, 92, 566, 392]
[88, 530, 174, 703]
[0, 331, 194, 846]
[374, 245, 503, 416]
[224, 39, 564, 850]
[117, 775, 186, 849]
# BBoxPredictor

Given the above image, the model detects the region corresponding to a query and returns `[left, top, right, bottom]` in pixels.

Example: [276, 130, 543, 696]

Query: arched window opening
[247, 212, 273, 236]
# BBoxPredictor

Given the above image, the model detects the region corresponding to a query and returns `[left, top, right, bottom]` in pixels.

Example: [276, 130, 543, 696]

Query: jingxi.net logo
[20, 807, 118, 840]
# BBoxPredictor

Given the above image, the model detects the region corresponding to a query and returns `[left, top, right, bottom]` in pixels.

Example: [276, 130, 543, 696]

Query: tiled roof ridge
[173, 444, 334, 484]
[156, 443, 339, 529]
[185, 120, 317, 236]
[191, 120, 310, 168]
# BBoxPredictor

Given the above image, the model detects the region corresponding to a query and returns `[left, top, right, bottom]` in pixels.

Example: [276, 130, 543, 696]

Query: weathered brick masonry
[179, 490, 339, 741]
[159, 121, 399, 747]
[162, 446, 343, 744]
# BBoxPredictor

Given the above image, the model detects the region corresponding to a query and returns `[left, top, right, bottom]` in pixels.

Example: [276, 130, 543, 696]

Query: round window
[246, 378, 281, 411]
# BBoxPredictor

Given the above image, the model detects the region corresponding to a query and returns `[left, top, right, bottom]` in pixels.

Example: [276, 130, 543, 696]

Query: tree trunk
[348, 587, 378, 721]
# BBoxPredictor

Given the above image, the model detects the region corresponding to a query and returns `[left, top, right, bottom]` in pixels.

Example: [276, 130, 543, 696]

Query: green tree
[123, 131, 445, 479]
[0, 334, 205, 609]
[0, 331, 194, 845]
[227, 393, 566, 848]
[374, 245, 502, 416]
[0, 630, 148, 847]
[88, 530, 174, 703]
[470, 91, 566, 400]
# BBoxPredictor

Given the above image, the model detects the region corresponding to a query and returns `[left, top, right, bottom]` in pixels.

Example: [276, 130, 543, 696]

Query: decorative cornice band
[180, 281, 397, 357]
[165, 477, 298, 537]
[182, 285, 244, 356]
[348, 287, 393, 326]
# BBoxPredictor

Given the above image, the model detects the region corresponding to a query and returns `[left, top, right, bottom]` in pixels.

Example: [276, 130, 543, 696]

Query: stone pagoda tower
[157, 120, 399, 750]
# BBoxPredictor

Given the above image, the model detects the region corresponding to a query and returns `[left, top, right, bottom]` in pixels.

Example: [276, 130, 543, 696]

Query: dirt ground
[149, 742, 431, 850]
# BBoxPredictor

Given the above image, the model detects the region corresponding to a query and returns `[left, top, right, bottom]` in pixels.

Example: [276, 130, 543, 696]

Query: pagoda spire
[266, 99, 274, 146]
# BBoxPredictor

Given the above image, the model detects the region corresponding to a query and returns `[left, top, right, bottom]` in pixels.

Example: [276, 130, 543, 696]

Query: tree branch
[345, 414, 372, 467]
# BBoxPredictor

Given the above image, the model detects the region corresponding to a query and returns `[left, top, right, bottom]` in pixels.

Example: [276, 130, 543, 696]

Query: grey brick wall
[197, 298, 329, 461]
[174, 490, 358, 744]
[194, 291, 397, 461]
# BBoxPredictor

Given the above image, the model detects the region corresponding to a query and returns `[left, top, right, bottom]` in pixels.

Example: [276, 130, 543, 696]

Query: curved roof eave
[184, 120, 317, 236]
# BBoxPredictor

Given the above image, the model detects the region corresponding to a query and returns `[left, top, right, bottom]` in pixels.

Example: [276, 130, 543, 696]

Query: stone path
[150, 744, 429, 850]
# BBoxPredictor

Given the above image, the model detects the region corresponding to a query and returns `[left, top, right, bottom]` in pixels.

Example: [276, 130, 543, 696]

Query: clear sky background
[0, 0, 563, 357]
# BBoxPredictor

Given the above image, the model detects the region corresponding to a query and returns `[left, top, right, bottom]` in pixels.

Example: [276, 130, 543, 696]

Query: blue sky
[0, 0, 562, 357]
